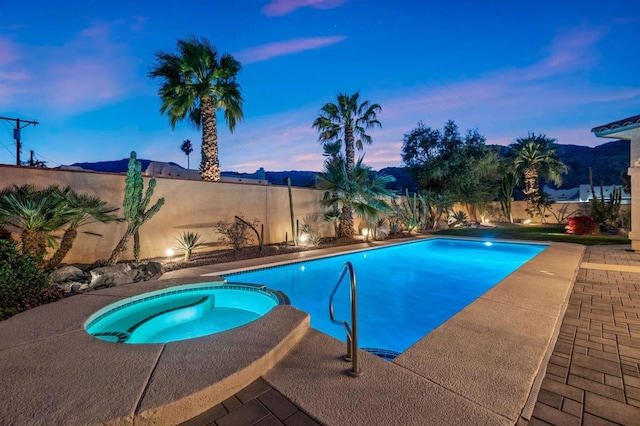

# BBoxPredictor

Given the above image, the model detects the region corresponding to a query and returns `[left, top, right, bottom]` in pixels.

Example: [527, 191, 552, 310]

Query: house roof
[591, 114, 640, 139]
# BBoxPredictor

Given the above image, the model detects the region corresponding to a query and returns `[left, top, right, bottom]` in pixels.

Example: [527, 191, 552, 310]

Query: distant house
[578, 184, 630, 204]
[542, 186, 580, 202]
[542, 184, 630, 204]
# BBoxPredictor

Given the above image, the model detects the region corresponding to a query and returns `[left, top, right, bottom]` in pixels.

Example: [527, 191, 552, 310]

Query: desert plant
[0, 185, 69, 260]
[323, 210, 341, 238]
[0, 239, 52, 320]
[316, 157, 395, 238]
[234, 216, 264, 251]
[565, 216, 598, 235]
[448, 210, 468, 227]
[174, 231, 206, 261]
[286, 177, 296, 246]
[525, 191, 553, 223]
[107, 152, 165, 265]
[44, 190, 121, 271]
[180, 139, 193, 169]
[589, 169, 625, 232]
[299, 223, 321, 246]
[214, 217, 256, 250]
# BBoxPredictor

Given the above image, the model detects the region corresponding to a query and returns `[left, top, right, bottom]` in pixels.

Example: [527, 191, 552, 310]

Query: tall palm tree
[316, 156, 395, 237]
[180, 139, 193, 169]
[509, 133, 568, 206]
[313, 92, 381, 176]
[150, 37, 243, 181]
[44, 191, 121, 271]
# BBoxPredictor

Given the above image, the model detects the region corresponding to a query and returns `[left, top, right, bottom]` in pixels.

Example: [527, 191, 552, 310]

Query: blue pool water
[85, 283, 282, 344]
[225, 238, 546, 354]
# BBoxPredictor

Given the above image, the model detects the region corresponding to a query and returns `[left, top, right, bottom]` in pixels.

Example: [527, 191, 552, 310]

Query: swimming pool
[85, 283, 286, 344]
[224, 238, 547, 355]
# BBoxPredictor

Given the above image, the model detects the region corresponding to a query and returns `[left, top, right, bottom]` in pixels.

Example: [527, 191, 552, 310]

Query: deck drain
[362, 347, 400, 361]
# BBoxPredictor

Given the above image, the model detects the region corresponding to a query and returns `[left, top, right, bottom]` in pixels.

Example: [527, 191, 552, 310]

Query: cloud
[235, 36, 347, 64]
[262, 0, 348, 17]
[0, 20, 142, 114]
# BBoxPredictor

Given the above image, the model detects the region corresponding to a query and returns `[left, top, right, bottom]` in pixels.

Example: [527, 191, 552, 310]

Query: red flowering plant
[565, 215, 598, 236]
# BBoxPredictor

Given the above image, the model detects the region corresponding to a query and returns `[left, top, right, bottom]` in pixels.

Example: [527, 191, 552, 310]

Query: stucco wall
[0, 165, 329, 263]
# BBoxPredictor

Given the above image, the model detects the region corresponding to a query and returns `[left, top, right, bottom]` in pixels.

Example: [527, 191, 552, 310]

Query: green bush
[0, 239, 53, 320]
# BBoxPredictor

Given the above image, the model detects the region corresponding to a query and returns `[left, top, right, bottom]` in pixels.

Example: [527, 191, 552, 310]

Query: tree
[508, 133, 568, 210]
[401, 120, 499, 216]
[316, 156, 395, 237]
[150, 37, 243, 181]
[44, 191, 121, 271]
[180, 139, 193, 169]
[0, 185, 68, 261]
[107, 152, 165, 265]
[312, 92, 381, 176]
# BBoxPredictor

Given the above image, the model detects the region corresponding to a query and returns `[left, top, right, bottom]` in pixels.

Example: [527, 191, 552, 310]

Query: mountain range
[67, 139, 629, 191]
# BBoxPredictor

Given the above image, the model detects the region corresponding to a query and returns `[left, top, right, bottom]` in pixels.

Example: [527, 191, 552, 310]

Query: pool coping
[0, 277, 310, 425]
[0, 236, 584, 425]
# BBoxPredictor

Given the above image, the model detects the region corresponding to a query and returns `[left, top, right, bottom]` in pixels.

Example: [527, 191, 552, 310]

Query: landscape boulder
[48, 266, 90, 284]
[90, 264, 140, 288]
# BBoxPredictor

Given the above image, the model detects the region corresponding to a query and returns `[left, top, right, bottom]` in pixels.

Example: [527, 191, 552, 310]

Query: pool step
[362, 347, 401, 361]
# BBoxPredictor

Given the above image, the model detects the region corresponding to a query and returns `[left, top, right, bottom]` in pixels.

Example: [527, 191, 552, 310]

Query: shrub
[214, 217, 256, 250]
[565, 216, 598, 236]
[0, 239, 58, 320]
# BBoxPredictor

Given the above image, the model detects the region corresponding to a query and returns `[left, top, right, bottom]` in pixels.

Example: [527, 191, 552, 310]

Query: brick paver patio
[530, 245, 640, 425]
[180, 378, 321, 426]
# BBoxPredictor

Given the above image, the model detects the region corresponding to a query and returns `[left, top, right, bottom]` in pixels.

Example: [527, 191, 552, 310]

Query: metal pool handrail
[328, 261, 361, 377]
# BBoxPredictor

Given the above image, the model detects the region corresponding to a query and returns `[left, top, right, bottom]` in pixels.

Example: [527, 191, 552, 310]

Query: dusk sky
[1, 0, 639, 172]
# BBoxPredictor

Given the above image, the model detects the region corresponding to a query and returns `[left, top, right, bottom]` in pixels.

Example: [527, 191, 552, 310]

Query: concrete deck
[0, 237, 583, 425]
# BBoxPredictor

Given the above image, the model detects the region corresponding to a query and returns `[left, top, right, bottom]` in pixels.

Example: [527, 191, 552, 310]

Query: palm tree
[0, 185, 68, 260]
[509, 133, 568, 207]
[313, 92, 381, 175]
[44, 191, 121, 271]
[316, 156, 395, 237]
[150, 37, 244, 181]
[180, 139, 193, 169]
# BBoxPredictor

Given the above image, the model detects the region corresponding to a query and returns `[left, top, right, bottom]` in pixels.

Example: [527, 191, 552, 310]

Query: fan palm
[0, 185, 69, 260]
[509, 133, 568, 206]
[316, 157, 395, 237]
[44, 191, 121, 271]
[313, 92, 381, 175]
[150, 37, 243, 181]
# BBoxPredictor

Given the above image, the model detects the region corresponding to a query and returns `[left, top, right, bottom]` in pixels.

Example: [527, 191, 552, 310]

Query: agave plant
[448, 210, 468, 227]
[174, 231, 206, 262]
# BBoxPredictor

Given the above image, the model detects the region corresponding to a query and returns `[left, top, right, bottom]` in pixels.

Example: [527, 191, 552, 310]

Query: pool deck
[0, 236, 589, 425]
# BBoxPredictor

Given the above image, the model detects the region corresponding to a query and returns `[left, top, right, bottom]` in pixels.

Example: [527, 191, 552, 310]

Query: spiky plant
[174, 231, 205, 262]
[107, 152, 165, 265]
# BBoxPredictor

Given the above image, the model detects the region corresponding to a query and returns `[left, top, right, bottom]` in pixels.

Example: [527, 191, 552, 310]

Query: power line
[0, 116, 39, 165]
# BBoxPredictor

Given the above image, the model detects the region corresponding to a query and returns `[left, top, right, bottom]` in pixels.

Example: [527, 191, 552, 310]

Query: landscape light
[166, 248, 175, 257]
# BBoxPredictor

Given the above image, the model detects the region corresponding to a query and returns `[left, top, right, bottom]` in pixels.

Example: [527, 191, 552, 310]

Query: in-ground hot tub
[85, 282, 288, 344]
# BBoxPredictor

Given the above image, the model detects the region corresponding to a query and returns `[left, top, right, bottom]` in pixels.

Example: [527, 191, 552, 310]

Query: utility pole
[0, 116, 39, 165]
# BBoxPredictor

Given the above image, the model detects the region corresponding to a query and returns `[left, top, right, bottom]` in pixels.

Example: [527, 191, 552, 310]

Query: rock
[376, 227, 390, 240]
[90, 264, 139, 287]
[434, 219, 449, 230]
[138, 262, 164, 280]
[49, 266, 87, 284]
